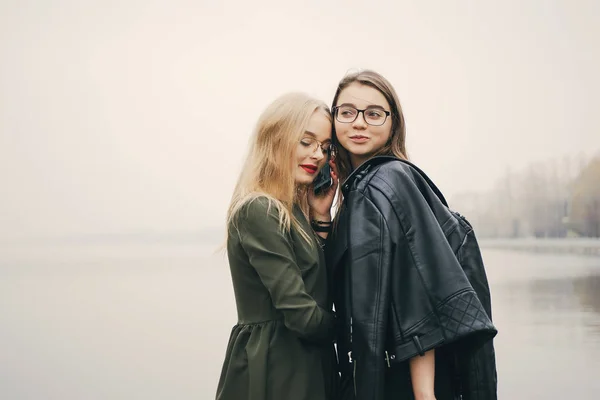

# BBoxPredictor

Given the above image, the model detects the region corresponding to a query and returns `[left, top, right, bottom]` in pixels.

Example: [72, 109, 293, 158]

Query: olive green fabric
[216, 197, 338, 400]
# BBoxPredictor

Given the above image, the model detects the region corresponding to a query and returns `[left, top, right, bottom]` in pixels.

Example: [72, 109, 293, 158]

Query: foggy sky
[1, 0, 599, 240]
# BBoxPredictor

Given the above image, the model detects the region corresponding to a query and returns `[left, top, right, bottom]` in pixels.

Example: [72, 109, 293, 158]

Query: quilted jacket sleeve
[369, 166, 496, 361]
[349, 165, 497, 399]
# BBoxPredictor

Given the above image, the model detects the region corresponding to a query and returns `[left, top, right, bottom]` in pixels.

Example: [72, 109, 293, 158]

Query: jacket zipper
[353, 359, 357, 396]
[345, 203, 357, 396]
[454, 352, 463, 399]
[348, 316, 356, 396]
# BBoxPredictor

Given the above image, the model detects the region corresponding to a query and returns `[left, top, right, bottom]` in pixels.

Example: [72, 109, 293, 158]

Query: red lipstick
[300, 164, 318, 174]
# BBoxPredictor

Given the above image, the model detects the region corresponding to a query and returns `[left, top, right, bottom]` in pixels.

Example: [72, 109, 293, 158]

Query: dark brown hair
[331, 70, 408, 182]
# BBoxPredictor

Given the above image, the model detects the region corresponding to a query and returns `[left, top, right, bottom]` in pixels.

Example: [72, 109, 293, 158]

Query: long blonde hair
[227, 92, 331, 244]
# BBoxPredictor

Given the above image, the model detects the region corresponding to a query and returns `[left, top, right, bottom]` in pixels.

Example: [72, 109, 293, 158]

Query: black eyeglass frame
[332, 105, 391, 126]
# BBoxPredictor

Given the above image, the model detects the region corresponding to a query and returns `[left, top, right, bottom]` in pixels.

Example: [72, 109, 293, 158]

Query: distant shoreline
[2, 235, 599, 258]
[479, 238, 600, 257]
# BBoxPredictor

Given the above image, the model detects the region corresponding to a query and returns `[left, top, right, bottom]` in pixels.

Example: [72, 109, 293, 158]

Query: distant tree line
[450, 153, 600, 238]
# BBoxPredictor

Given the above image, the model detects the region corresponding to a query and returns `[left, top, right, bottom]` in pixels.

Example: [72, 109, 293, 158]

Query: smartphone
[313, 160, 333, 195]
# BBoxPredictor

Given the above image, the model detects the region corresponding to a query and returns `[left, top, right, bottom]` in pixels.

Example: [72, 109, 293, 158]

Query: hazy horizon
[2, 0, 599, 240]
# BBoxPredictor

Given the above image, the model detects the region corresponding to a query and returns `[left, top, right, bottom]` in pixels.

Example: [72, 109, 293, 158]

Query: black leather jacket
[327, 157, 497, 400]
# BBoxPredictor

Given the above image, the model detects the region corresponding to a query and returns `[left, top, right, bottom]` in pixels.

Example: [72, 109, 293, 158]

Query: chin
[346, 148, 370, 157]
[294, 176, 313, 186]
[344, 142, 368, 152]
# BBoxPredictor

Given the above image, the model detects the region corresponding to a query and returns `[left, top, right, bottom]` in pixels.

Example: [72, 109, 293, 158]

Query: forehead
[336, 82, 390, 110]
[305, 111, 332, 141]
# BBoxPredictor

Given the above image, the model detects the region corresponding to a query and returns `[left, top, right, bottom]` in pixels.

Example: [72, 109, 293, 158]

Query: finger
[330, 176, 339, 191]
[329, 160, 339, 175]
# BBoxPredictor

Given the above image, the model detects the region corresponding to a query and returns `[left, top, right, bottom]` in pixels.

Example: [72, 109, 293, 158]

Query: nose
[310, 145, 325, 161]
[352, 110, 367, 129]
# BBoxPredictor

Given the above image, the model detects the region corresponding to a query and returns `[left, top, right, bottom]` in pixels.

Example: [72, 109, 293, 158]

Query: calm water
[0, 243, 599, 399]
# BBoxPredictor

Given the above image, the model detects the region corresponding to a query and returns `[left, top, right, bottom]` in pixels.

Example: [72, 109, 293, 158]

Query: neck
[350, 154, 370, 170]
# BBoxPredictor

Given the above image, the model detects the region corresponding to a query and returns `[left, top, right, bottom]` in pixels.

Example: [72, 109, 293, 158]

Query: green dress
[216, 197, 338, 400]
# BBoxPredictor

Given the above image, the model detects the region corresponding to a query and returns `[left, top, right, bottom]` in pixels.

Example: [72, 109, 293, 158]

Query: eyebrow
[337, 102, 386, 110]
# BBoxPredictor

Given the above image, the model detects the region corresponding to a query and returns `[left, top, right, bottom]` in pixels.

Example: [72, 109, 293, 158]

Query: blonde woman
[215, 93, 339, 400]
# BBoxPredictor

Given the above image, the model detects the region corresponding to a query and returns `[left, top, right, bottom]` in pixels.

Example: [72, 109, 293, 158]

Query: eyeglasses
[300, 137, 336, 157]
[333, 105, 391, 126]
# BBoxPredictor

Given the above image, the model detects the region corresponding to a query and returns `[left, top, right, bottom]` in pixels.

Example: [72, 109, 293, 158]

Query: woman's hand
[308, 159, 339, 221]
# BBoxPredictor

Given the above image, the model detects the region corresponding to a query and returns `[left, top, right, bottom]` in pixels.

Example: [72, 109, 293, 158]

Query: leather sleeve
[341, 159, 497, 399]
[372, 168, 495, 348]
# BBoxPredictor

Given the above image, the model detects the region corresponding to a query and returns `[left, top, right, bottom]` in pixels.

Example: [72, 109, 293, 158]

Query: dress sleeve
[237, 198, 334, 343]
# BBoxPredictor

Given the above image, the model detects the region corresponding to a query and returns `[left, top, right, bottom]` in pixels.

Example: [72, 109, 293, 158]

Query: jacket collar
[341, 156, 400, 196]
[340, 155, 449, 207]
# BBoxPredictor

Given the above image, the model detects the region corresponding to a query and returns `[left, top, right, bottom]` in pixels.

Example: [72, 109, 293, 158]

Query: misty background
[1, 0, 599, 242]
[2, 1, 600, 399]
